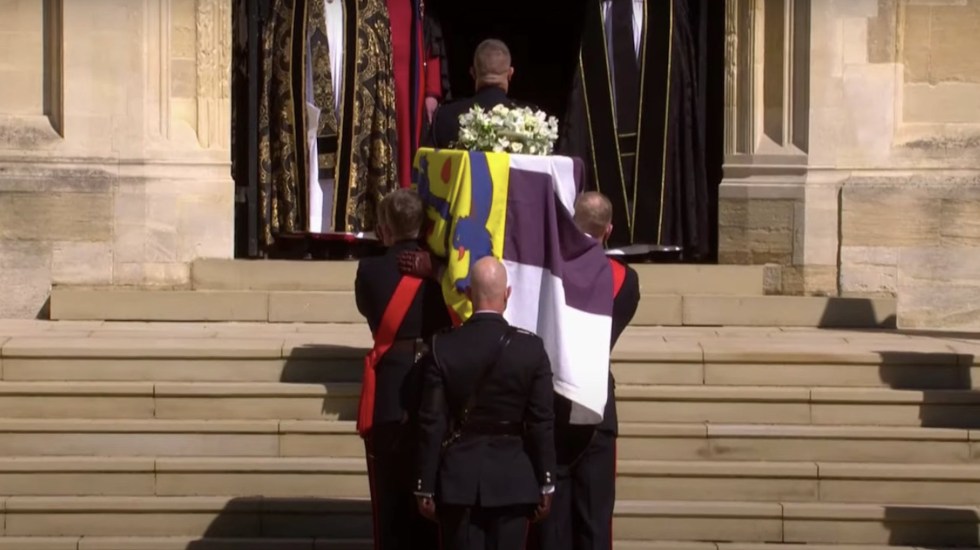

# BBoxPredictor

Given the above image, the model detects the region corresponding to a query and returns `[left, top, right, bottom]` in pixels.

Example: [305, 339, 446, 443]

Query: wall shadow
[885, 505, 980, 548]
[280, 343, 367, 419]
[35, 296, 51, 320]
[818, 297, 897, 329]
[188, 496, 372, 549]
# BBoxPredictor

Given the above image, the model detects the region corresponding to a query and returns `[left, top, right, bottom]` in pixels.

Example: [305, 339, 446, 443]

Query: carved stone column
[719, 0, 826, 295]
[196, 0, 231, 150]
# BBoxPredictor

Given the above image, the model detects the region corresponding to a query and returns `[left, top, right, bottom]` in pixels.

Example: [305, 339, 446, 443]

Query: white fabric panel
[503, 260, 612, 425]
[508, 154, 579, 215]
[306, 103, 335, 234]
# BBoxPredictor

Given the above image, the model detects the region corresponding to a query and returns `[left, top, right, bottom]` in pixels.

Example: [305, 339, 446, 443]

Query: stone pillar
[719, 0, 832, 295]
[0, 0, 233, 318]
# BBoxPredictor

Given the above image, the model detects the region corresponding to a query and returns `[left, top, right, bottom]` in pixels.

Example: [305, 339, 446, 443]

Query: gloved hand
[416, 495, 437, 522]
[531, 493, 553, 523]
[398, 250, 435, 279]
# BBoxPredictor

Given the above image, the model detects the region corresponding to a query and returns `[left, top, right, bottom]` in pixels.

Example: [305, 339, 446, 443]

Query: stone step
[620, 546, 974, 550]
[4, 456, 980, 506]
[616, 385, 980, 428]
[4, 381, 980, 426]
[2, 497, 979, 545]
[48, 288, 897, 328]
[190, 259, 774, 296]
[0, 419, 973, 464]
[0, 541, 972, 550]
[5, 332, 969, 390]
[615, 501, 980, 545]
[0, 419, 289, 457]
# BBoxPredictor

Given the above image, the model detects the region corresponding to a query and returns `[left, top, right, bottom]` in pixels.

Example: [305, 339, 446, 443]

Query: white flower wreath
[456, 104, 560, 156]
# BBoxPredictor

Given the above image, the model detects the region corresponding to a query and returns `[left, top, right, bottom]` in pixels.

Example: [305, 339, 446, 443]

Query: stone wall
[721, 0, 980, 329]
[0, 0, 232, 318]
[841, 175, 980, 328]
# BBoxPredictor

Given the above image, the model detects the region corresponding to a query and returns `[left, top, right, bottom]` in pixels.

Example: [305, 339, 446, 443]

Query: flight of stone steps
[48, 260, 897, 328]
[0, 318, 978, 549]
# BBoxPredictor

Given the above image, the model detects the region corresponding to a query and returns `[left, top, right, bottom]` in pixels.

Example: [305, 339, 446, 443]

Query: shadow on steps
[190, 496, 372, 548]
[280, 344, 367, 385]
[280, 343, 369, 420]
[885, 505, 980, 547]
[877, 350, 979, 429]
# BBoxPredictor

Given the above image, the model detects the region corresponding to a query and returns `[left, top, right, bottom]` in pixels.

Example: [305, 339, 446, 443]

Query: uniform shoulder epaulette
[513, 327, 536, 337]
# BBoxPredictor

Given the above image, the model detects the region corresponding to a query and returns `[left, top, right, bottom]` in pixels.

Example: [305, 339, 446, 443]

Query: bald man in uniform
[428, 39, 534, 148]
[414, 257, 556, 550]
[532, 192, 640, 550]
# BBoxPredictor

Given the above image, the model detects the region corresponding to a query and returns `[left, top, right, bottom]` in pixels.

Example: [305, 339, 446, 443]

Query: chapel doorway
[231, 0, 726, 262]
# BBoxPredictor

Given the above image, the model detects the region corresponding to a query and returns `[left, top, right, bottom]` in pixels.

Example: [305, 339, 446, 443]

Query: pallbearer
[355, 189, 450, 549]
[532, 192, 641, 550]
[415, 257, 556, 550]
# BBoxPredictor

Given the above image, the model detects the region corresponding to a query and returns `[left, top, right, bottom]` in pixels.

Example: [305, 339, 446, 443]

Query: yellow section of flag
[413, 148, 510, 322]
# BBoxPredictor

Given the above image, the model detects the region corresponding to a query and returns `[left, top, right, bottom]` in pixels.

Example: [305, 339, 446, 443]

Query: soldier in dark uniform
[354, 188, 451, 550]
[428, 39, 536, 148]
[532, 191, 640, 550]
[414, 257, 556, 550]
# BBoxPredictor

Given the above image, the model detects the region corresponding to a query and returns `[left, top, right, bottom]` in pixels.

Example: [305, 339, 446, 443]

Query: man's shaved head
[472, 39, 514, 90]
[468, 256, 510, 313]
[574, 191, 614, 241]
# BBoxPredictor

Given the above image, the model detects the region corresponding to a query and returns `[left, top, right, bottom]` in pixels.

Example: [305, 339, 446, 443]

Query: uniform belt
[462, 420, 524, 437]
[386, 338, 427, 359]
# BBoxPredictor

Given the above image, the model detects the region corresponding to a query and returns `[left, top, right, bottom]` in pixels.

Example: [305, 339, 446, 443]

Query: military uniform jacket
[428, 86, 537, 148]
[354, 240, 451, 426]
[554, 257, 640, 460]
[603, 258, 641, 433]
[415, 313, 556, 507]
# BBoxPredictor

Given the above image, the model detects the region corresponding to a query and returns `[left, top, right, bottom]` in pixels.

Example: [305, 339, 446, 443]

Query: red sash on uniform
[356, 275, 424, 438]
[608, 257, 626, 547]
[609, 258, 627, 298]
[447, 306, 463, 328]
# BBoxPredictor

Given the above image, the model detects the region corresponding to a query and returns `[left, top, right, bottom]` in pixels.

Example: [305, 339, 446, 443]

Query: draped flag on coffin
[413, 148, 614, 424]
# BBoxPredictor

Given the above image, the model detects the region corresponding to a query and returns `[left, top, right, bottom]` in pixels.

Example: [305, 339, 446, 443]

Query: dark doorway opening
[232, 0, 726, 262]
[427, 0, 589, 118]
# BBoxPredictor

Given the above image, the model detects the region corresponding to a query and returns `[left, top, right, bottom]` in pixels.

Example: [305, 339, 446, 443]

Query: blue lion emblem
[416, 153, 496, 295]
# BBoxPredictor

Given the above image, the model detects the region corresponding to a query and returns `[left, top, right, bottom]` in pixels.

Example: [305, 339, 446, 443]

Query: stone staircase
[48, 260, 898, 328]
[0, 320, 977, 548]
